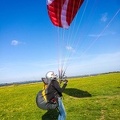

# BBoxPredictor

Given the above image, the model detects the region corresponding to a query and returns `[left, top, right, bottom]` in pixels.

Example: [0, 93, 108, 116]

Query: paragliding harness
[36, 78, 58, 110]
[42, 78, 58, 104]
[36, 71, 67, 111]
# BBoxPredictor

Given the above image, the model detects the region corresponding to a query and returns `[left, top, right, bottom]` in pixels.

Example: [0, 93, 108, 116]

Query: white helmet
[46, 71, 57, 80]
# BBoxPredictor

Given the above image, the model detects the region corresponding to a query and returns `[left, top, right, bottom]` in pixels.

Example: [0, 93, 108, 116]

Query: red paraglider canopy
[47, 0, 84, 28]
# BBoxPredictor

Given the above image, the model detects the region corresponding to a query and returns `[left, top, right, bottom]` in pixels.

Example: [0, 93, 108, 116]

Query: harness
[36, 78, 58, 110]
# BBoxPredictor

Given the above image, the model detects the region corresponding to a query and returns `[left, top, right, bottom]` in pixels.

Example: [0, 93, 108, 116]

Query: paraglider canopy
[47, 0, 84, 80]
[47, 0, 84, 28]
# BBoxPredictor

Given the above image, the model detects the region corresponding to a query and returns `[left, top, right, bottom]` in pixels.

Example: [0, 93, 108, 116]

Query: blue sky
[0, 0, 120, 83]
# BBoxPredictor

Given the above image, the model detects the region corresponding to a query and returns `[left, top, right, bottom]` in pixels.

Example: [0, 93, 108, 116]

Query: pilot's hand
[64, 80, 68, 84]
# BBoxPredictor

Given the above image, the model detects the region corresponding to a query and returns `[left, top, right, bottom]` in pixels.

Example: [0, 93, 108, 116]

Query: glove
[64, 79, 68, 84]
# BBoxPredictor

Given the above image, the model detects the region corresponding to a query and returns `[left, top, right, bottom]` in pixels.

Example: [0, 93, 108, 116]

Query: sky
[0, 0, 120, 83]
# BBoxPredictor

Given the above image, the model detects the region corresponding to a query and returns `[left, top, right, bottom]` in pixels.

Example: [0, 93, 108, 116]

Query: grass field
[0, 73, 120, 120]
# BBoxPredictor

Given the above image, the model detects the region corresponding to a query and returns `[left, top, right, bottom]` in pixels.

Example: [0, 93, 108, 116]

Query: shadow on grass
[42, 109, 59, 120]
[42, 88, 91, 119]
[64, 88, 92, 98]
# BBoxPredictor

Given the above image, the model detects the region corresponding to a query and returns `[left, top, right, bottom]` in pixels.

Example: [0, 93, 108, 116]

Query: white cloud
[88, 33, 105, 38]
[66, 45, 75, 52]
[89, 31, 116, 38]
[11, 40, 25, 46]
[88, 34, 100, 37]
[109, 31, 116, 35]
[101, 13, 108, 22]
[11, 40, 20, 46]
[1, 52, 120, 83]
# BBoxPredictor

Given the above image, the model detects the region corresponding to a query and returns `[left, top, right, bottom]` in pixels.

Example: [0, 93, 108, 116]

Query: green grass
[0, 73, 120, 120]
